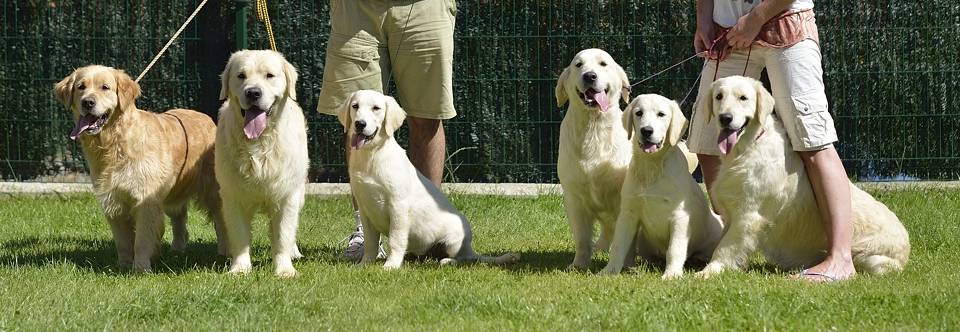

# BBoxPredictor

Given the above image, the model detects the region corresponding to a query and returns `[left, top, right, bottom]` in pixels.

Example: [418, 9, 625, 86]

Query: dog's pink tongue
[243, 109, 267, 139]
[69, 115, 98, 140]
[588, 90, 610, 112]
[350, 133, 366, 150]
[718, 129, 739, 155]
[642, 142, 659, 153]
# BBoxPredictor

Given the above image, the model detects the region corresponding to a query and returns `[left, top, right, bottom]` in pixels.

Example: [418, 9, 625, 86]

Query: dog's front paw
[382, 261, 402, 271]
[275, 266, 297, 278]
[695, 263, 724, 279]
[439, 258, 457, 266]
[227, 262, 253, 275]
[661, 270, 683, 280]
[599, 265, 621, 275]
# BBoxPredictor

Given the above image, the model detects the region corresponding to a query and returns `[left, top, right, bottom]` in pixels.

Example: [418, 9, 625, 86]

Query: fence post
[235, 0, 250, 50]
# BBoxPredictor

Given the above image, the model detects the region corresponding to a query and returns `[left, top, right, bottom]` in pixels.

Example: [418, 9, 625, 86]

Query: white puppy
[215, 50, 308, 277]
[697, 76, 910, 278]
[601, 94, 723, 279]
[556, 49, 633, 269]
[340, 90, 519, 270]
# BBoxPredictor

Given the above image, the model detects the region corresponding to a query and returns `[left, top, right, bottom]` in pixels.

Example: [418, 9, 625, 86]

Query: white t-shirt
[713, 0, 814, 28]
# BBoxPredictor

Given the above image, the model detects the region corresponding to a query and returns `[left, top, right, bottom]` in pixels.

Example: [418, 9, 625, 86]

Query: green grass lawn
[1, 188, 958, 330]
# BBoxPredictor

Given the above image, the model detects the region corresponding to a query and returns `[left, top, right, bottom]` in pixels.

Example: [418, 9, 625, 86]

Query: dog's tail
[442, 252, 521, 266]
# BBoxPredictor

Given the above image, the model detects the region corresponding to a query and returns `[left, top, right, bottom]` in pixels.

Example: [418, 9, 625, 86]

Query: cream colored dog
[556, 49, 633, 269]
[601, 94, 722, 279]
[340, 90, 519, 270]
[696, 76, 910, 278]
[215, 50, 308, 277]
[54, 65, 227, 272]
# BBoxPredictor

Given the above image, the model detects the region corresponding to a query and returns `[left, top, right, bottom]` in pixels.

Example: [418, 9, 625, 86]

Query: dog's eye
[600, 61, 608, 67]
[238, 73, 246, 79]
[266, 73, 275, 78]
[715, 93, 723, 100]
[739, 95, 748, 101]
[351, 104, 359, 109]
[634, 110, 642, 117]
[78, 84, 86, 90]
[101, 85, 110, 91]
[372, 106, 381, 111]
[575, 62, 583, 68]
[657, 112, 666, 117]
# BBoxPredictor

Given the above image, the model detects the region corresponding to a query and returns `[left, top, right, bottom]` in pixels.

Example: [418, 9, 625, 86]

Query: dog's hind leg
[132, 204, 165, 272]
[199, 180, 229, 256]
[166, 204, 189, 252]
[595, 220, 615, 253]
[856, 254, 904, 275]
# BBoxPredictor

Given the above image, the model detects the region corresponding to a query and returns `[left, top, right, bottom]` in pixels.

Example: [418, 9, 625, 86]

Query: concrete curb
[1, 181, 956, 197]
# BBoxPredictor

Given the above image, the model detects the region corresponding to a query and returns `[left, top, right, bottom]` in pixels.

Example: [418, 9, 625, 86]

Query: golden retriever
[215, 50, 308, 277]
[696, 76, 910, 278]
[339, 90, 519, 270]
[555, 48, 634, 270]
[54, 65, 227, 272]
[601, 94, 723, 279]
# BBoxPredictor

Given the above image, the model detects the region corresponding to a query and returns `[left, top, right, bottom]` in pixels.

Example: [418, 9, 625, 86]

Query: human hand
[726, 12, 764, 50]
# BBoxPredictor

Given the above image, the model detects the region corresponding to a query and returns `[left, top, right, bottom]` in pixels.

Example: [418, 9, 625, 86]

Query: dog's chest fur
[558, 108, 631, 215]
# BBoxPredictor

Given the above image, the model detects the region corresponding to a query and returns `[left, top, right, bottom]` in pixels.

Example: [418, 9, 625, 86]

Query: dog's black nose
[640, 126, 654, 138]
[354, 120, 366, 131]
[718, 114, 733, 126]
[245, 88, 262, 100]
[81, 99, 95, 111]
[582, 71, 598, 84]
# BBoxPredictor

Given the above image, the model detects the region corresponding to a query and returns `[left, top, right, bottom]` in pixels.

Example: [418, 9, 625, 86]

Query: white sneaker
[340, 226, 386, 262]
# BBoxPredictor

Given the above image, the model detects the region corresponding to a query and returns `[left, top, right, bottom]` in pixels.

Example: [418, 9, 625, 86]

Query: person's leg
[406, 117, 445, 186]
[386, 0, 457, 186]
[316, 0, 391, 260]
[765, 40, 854, 281]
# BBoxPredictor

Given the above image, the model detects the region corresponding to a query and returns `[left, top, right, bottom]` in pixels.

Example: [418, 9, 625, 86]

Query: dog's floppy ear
[219, 55, 234, 101]
[666, 99, 687, 147]
[54, 71, 76, 108]
[115, 69, 141, 110]
[383, 95, 407, 136]
[622, 97, 639, 141]
[615, 62, 631, 104]
[555, 67, 570, 108]
[753, 79, 775, 126]
[700, 81, 717, 125]
[283, 58, 299, 101]
[337, 91, 356, 129]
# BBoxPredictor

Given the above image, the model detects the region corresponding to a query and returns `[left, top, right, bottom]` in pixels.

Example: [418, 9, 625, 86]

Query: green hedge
[2, 0, 957, 182]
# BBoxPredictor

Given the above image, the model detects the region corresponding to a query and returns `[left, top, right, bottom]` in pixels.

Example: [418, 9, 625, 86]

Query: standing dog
[340, 90, 519, 270]
[54, 65, 227, 272]
[215, 50, 308, 277]
[556, 49, 633, 269]
[697, 76, 910, 278]
[601, 94, 722, 279]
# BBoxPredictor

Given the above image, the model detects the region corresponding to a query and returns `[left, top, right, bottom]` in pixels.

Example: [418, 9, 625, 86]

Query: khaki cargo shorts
[316, 0, 457, 120]
[688, 40, 838, 155]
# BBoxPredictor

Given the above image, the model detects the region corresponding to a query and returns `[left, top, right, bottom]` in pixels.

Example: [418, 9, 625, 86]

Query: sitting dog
[601, 94, 723, 279]
[54, 65, 227, 272]
[215, 50, 308, 277]
[555, 48, 634, 269]
[696, 76, 910, 278]
[339, 90, 519, 270]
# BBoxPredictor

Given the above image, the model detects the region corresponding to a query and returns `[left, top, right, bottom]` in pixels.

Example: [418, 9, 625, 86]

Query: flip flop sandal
[798, 268, 838, 282]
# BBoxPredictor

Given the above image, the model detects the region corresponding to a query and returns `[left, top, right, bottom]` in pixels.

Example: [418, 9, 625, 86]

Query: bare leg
[698, 154, 722, 210]
[406, 116, 445, 186]
[796, 147, 855, 282]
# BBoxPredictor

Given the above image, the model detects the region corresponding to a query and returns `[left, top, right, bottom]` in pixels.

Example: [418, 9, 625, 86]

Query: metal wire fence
[2, 0, 958, 183]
